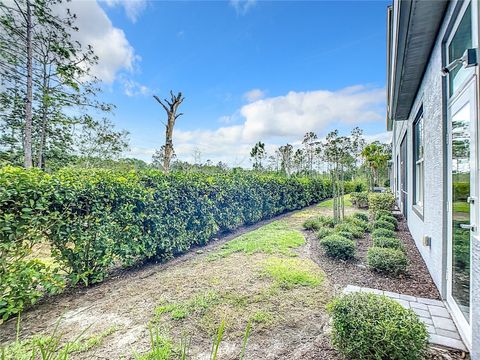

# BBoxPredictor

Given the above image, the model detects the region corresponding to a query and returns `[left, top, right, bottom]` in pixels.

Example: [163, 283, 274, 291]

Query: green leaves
[0, 166, 333, 321]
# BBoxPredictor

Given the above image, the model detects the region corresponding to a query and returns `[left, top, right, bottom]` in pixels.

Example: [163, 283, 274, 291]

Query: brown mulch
[305, 212, 471, 360]
[307, 212, 441, 299]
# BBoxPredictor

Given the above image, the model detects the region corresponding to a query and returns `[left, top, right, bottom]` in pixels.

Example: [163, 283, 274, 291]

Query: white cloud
[155, 85, 386, 166]
[121, 78, 150, 97]
[62, 0, 138, 84]
[243, 88, 266, 102]
[229, 0, 257, 15]
[104, 0, 147, 23]
[364, 131, 392, 144]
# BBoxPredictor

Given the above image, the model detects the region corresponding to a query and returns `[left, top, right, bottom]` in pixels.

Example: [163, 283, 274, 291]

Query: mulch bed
[307, 212, 440, 299]
[305, 212, 471, 360]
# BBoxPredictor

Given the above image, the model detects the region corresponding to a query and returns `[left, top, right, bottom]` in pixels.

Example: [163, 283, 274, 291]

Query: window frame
[412, 107, 425, 218]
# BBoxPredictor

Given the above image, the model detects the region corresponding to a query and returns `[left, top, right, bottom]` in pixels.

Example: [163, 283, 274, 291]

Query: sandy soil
[0, 204, 469, 360]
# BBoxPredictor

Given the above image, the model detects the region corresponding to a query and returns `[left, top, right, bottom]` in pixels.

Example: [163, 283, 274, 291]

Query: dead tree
[153, 91, 184, 172]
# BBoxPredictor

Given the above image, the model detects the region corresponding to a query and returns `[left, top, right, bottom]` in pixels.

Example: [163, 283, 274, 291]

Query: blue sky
[72, 0, 390, 166]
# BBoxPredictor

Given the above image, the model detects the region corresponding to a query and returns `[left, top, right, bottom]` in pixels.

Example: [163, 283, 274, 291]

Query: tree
[302, 131, 319, 173]
[293, 148, 305, 174]
[278, 144, 293, 176]
[322, 131, 353, 222]
[250, 141, 266, 170]
[153, 91, 184, 173]
[361, 141, 391, 190]
[0, 0, 115, 169]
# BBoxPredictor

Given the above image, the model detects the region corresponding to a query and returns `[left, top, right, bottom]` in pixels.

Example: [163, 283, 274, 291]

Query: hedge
[0, 166, 333, 320]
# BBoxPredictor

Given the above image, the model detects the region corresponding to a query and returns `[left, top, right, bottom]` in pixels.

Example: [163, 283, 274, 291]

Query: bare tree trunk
[37, 62, 49, 169]
[153, 91, 184, 173]
[23, 0, 33, 168]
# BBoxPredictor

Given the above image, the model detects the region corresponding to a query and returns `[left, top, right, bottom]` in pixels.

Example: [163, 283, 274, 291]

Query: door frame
[446, 75, 478, 349]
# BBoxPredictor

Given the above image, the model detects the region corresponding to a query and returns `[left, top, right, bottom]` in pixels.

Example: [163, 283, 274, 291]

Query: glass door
[447, 77, 477, 345]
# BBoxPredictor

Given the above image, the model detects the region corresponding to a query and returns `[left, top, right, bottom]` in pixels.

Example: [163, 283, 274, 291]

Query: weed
[134, 325, 174, 360]
[155, 291, 220, 321]
[249, 311, 274, 324]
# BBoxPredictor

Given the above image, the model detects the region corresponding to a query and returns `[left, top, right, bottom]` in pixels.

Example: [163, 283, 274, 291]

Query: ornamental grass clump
[367, 247, 408, 275]
[327, 292, 428, 360]
[320, 235, 355, 260]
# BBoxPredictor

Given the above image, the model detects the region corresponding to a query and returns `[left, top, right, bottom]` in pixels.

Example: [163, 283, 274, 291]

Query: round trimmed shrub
[377, 215, 398, 230]
[367, 247, 408, 275]
[335, 223, 364, 239]
[352, 212, 369, 223]
[303, 218, 321, 231]
[316, 227, 334, 239]
[327, 292, 428, 360]
[373, 237, 404, 251]
[318, 215, 335, 228]
[336, 230, 354, 240]
[374, 209, 392, 220]
[373, 219, 395, 232]
[320, 235, 355, 260]
[372, 228, 396, 240]
[345, 217, 369, 232]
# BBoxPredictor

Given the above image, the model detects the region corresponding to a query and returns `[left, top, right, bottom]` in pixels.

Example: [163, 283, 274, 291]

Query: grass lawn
[318, 194, 352, 208]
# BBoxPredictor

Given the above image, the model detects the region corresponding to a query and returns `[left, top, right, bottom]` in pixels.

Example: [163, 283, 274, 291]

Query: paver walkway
[343, 285, 467, 352]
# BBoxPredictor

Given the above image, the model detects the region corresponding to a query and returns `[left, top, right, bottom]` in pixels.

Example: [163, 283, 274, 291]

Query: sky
[68, 0, 391, 166]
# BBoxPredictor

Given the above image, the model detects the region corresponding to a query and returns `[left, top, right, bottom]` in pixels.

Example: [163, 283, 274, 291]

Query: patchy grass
[212, 220, 304, 259]
[155, 291, 220, 321]
[261, 257, 323, 289]
[250, 310, 275, 325]
[318, 194, 353, 208]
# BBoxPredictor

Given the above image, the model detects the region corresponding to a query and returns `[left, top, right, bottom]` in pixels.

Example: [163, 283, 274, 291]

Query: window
[413, 109, 424, 211]
[448, 3, 472, 96]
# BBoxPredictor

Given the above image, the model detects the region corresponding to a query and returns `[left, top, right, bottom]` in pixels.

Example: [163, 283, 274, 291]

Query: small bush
[367, 247, 408, 275]
[320, 235, 355, 260]
[337, 231, 354, 240]
[368, 192, 395, 214]
[373, 220, 395, 232]
[327, 292, 428, 360]
[316, 227, 334, 239]
[350, 191, 369, 208]
[372, 228, 396, 240]
[344, 217, 369, 232]
[377, 215, 398, 230]
[352, 212, 369, 223]
[303, 218, 322, 231]
[317, 215, 336, 228]
[374, 209, 392, 219]
[335, 223, 364, 239]
[373, 237, 404, 251]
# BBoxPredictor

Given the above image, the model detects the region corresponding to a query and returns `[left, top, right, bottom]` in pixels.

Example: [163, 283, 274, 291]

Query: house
[387, 0, 479, 355]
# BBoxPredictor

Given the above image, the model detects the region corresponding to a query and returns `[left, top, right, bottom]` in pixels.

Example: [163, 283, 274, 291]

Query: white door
[447, 76, 478, 348]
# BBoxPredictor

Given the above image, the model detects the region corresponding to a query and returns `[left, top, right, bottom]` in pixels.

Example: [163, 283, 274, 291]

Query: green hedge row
[0, 166, 334, 320]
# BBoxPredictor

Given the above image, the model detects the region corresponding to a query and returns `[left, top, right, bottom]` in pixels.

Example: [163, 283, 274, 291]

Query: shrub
[344, 216, 369, 232]
[368, 192, 395, 214]
[377, 215, 398, 230]
[371, 228, 396, 240]
[316, 227, 334, 239]
[344, 179, 368, 193]
[350, 191, 369, 208]
[317, 215, 335, 228]
[303, 218, 322, 231]
[373, 237, 404, 251]
[320, 235, 355, 260]
[336, 231, 354, 240]
[367, 247, 408, 275]
[352, 212, 369, 223]
[327, 292, 428, 360]
[373, 219, 396, 232]
[0, 166, 333, 320]
[374, 209, 392, 219]
[335, 223, 364, 239]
